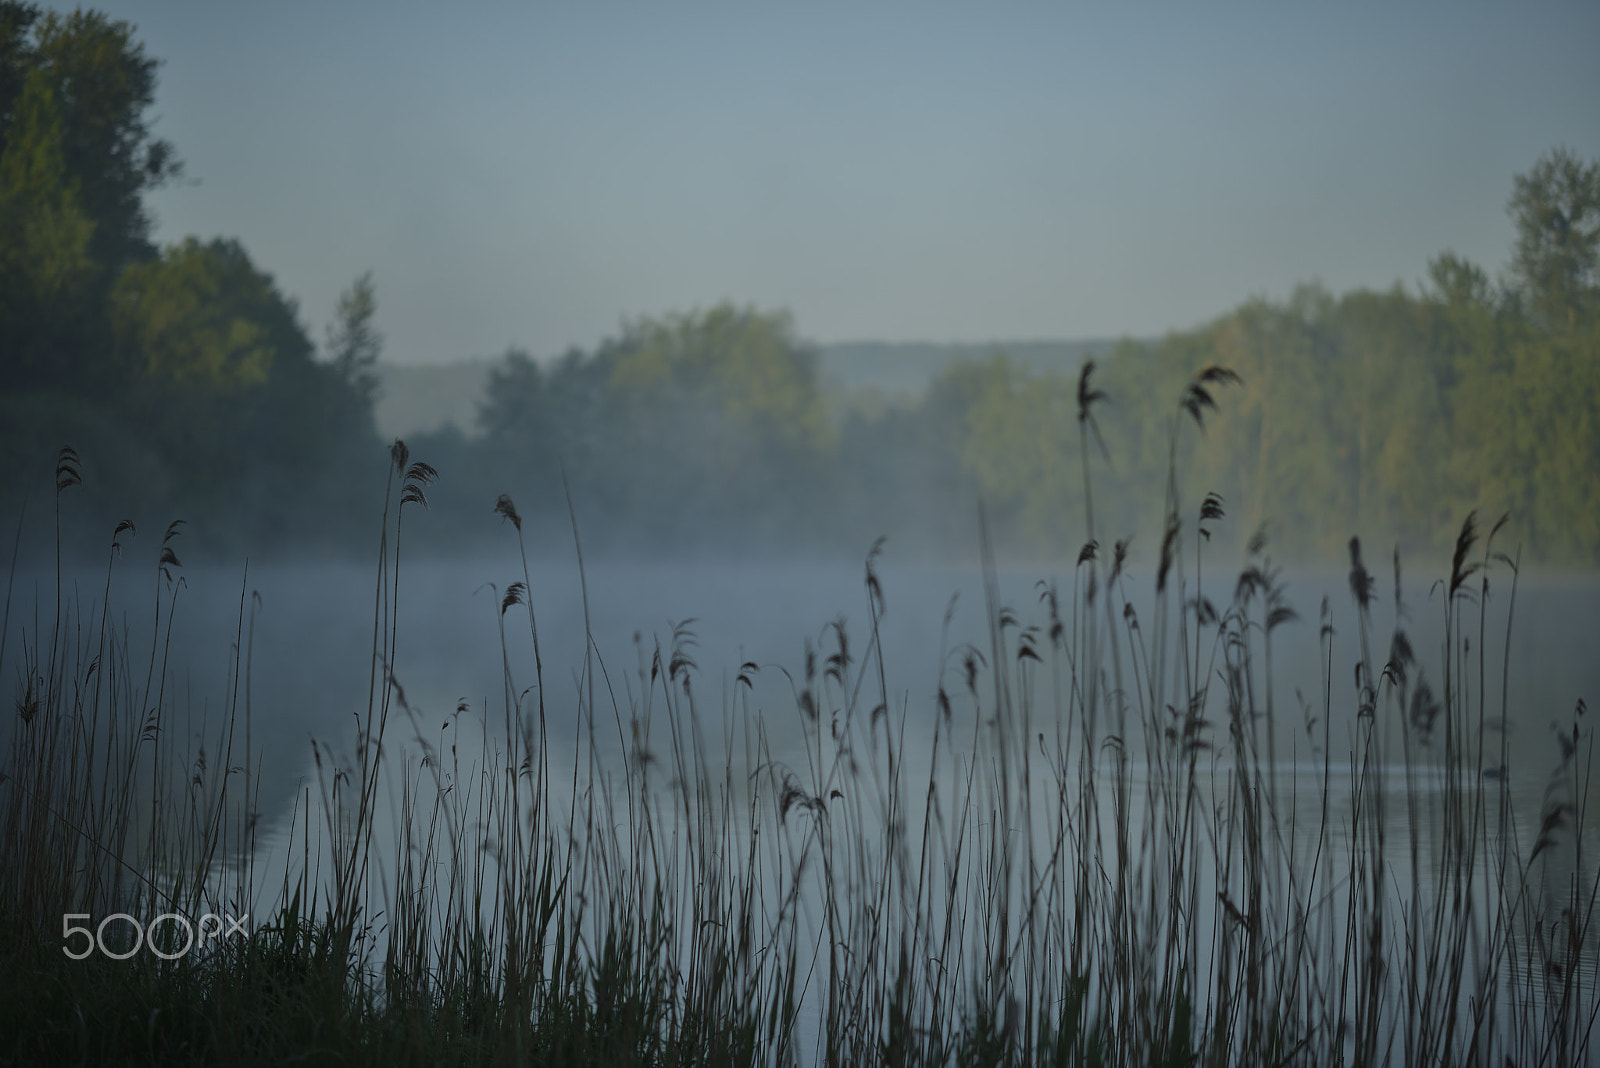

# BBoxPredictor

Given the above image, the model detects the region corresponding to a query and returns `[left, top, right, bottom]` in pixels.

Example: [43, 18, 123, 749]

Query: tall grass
[1, 373, 1596, 1065]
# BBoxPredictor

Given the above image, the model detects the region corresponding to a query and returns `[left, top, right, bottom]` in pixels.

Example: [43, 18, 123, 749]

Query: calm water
[35, 552, 1587, 810]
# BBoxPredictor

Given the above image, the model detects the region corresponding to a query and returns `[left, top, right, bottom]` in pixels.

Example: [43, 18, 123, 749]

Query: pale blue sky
[94, 0, 1600, 363]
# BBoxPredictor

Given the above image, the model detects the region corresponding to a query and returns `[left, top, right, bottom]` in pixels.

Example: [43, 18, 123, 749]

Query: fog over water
[8, 536, 1596, 1057]
[15, 545, 1595, 832]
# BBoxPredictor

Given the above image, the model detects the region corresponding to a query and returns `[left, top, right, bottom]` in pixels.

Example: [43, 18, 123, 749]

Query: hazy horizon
[87, 0, 1600, 364]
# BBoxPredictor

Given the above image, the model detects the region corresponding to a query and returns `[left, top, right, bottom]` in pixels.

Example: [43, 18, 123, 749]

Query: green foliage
[0, 21, 97, 390]
[113, 238, 283, 389]
[941, 150, 1600, 566]
[445, 166, 1598, 562]
[956, 354, 1082, 546]
[913, 149, 1599, 566]
[0, 2, 179, 392]
[0, 5, 381, 553]
[1508, 146, 1600, 331]
[605, 304, 831, 456]
[468, 304, 835, 551]
[5, 4, 178, 267]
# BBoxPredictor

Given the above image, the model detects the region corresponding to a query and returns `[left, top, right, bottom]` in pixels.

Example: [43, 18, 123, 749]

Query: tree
[465, 307, 838, 550]
[1, 4, 179, 269]
[1427, 252, 1493, 311]
[0, 49, 96, 388]
[96, 237, 374, 525]
[0, 2, 181, 389]
[325, 271, 382, 411]
[605, 304, 831, 456]
[1507, 146, 1600, 331]
[0, 5, 383, 551]
[477, 347, 570, 459]
[112, 238, 292, 390]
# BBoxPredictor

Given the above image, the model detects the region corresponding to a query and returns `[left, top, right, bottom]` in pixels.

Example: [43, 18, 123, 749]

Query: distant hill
[374, 338, 1131, 440]
[817, 339, 1121, 401]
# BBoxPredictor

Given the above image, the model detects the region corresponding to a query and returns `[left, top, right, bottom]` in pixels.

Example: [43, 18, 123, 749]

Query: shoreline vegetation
[2, 370, 1596, 1064]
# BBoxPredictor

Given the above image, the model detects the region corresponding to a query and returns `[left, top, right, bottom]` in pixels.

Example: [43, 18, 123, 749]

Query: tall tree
[0, 2, 181, 389]
[0, 41, 95, 387]
[1507, 146, 1600, 331]
[325, 271, 382, 412]
[4, 4, 179, 268]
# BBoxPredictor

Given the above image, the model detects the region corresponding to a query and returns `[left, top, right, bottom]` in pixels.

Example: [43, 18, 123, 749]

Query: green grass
[2, 371, 1596, 1066]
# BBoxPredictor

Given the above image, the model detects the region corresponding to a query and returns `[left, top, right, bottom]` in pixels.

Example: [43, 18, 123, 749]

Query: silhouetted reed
[1, 389, 1595, 1065]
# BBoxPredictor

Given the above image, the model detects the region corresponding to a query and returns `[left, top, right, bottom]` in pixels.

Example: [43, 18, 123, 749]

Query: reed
[1, 392, 1595, 1066]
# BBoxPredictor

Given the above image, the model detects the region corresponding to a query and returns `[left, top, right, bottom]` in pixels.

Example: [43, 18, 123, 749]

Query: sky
[91, 0, 1600, 365]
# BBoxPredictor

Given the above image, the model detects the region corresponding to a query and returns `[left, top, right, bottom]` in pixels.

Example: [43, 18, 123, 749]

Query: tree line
[3, 3, 1595, 566]
[943, 191, 1599, 567]
[442, 147, 1598, 567]
[0, 3, 382, 554]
